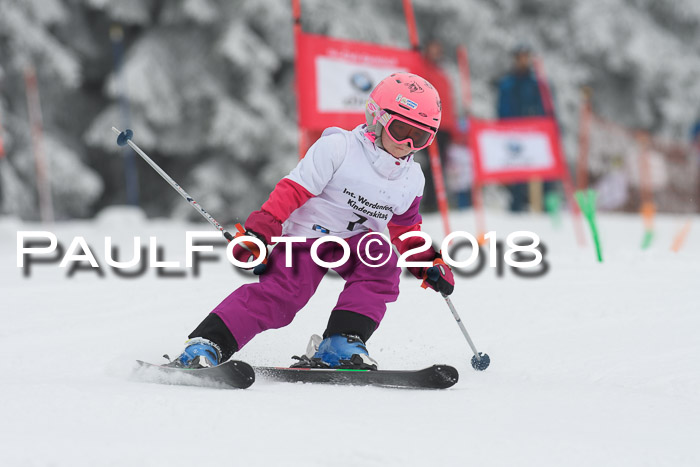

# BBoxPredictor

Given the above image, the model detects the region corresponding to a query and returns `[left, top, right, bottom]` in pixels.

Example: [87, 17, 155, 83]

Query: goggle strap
[378, 111, 392, 127]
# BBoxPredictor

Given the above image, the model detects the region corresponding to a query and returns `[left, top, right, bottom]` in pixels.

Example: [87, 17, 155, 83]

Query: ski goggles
[378, 110, 437, 151]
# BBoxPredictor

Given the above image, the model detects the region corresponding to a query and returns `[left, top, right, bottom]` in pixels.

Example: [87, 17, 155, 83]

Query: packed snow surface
[1, 209, 698, 466]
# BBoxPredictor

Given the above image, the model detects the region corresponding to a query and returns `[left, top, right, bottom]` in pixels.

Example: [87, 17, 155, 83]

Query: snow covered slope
[1, 209, 698, 466]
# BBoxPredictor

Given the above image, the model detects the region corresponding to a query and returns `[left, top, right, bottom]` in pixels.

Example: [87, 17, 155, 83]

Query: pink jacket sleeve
[387, 196, 436, 278]
[244, 178, 315, 243]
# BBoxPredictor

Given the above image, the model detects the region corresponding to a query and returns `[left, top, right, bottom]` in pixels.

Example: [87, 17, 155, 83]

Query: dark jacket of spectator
[690, 120, 700, 144]
[497, 69, 546, 119]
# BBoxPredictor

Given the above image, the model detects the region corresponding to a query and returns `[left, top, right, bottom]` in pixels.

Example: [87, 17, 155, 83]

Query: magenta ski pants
[211, 234, 401, 349]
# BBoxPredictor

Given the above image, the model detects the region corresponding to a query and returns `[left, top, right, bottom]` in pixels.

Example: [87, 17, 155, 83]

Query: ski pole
[442, 294, 490, 371]
[111, 127, 267, 273]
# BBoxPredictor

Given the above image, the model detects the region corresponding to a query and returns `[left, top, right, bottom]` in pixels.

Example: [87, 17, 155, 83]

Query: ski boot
[164, 337, 221, 369]
[291, 334, 378, 370]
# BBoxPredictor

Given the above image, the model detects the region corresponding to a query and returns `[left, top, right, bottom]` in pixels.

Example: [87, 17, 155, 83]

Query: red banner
[295, 32, 424, 131]
[468, 117, 566, 184]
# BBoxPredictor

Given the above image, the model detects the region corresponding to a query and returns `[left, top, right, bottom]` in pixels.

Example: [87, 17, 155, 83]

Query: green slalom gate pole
[640, 202, 655, 250]
[641, 229, 654, 250]
[545, 191, 562, 228]
[575, 189, 603, 262]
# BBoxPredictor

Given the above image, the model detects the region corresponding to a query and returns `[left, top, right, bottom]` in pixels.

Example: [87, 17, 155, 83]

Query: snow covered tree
[1, 0, 699, 220]
[0, 0, 103, 220]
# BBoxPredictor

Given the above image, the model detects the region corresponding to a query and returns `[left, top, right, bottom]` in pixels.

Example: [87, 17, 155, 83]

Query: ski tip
[228, 360, 256, 389]
[429, 365, 459, 389]
[134, 359, 255, 390]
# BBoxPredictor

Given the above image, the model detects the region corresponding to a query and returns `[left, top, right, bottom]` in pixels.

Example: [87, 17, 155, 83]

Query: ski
[134, 360, 458, 389]
[254, 364, 459, 389]
[134, 360, 255, 389]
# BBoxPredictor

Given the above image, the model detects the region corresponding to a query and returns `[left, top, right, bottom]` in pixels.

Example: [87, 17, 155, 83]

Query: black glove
[421, 257, 455, 296]
[231, 224, 268, 275]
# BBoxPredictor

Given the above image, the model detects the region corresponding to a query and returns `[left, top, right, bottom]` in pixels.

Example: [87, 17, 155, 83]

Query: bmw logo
[507, 140, 524, 157]
[350, 72, 373, 92]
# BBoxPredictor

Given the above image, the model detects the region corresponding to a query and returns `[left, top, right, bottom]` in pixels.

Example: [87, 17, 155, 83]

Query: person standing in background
[420, 39, 458, 212]
[496, 43, 554, 212]
[691, 118, 700, 212]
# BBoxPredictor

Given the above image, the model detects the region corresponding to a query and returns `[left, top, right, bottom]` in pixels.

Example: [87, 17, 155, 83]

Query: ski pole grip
[234, 223, 268, 268]
[421, 257, 446, 289]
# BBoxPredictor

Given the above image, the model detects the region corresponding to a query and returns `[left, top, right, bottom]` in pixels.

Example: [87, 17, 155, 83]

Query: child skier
[170, 72, 455, 370]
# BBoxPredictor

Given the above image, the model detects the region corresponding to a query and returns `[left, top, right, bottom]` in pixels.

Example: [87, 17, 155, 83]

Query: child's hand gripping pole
[232, 223, 268, 275]
[421, 257, 455, 296]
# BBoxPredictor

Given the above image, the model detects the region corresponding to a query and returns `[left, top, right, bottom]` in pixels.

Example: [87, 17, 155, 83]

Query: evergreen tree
[1, 0, 699, 220]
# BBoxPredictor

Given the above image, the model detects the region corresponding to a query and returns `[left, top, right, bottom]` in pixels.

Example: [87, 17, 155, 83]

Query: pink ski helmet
[365, 72, 442, 150]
